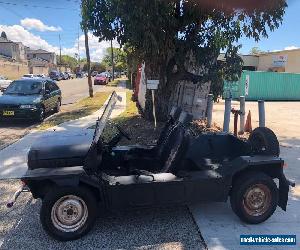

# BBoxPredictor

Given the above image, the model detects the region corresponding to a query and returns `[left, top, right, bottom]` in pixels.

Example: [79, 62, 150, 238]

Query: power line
[0, 1, 79, 11]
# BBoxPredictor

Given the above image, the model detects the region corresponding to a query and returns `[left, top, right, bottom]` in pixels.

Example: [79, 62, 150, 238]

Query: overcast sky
[0, 0, 299, 62]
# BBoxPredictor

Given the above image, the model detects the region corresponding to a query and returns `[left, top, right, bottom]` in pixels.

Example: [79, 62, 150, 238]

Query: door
[108, 174, 187, 209]
[44, 81, 52, 111]
[44, 81, 58, 111]
[49, 81, 60, 108]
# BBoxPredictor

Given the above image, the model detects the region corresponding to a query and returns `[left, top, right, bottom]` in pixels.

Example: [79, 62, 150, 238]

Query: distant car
[94, 73, 109, 85]
[61, 72, 69, 80]
[0, 78, 61, 122]
[64, 72, 73, 79]
[22, 74, 35, 79]
[91, 71, 98, 77]
[106, 72, 112, 82]
[0, 75, 12, 92]
[36, 74, 47, 78]
[67, 72, 75, 79]
[49, 71, 62, 81]
[76, 72, 83, 78]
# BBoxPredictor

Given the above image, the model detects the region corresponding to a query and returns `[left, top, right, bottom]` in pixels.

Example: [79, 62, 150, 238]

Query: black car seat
[126, 112, 192, 174]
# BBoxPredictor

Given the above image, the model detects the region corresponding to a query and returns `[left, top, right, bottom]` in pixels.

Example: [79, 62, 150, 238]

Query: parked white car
[0, 75, 12, 91]
[22, 74, 36, 79]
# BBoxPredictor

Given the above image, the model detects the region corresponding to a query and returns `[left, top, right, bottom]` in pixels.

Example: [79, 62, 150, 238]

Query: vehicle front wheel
[230, 172, 278, 224]
[40, 186, 97, 241]
[38, 107, 45, 122]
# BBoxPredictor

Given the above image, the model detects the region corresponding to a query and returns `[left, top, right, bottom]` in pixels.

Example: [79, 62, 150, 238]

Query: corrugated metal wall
[170, 81, 210, 119]
[224, 70, 300, 100]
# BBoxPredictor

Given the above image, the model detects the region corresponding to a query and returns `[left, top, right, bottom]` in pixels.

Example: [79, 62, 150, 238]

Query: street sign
[147, 80, 159, 90]
[245, 75, 250, 96]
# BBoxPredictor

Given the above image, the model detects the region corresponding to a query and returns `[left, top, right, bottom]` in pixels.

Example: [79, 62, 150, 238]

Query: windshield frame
[92, 91, 120, 144]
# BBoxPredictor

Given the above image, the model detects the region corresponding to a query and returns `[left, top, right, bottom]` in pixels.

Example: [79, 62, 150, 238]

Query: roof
[26, 49, 53, 54]
[14, 78, 46, 83]
[0, 37, 14, 43]
[259, 48, 300, 56]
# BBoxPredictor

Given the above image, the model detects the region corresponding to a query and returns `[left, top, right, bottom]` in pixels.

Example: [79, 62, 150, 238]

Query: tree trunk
[84, 28, 93, 97]
[143, 62, 172, 121]
[111, 40, 115, 81]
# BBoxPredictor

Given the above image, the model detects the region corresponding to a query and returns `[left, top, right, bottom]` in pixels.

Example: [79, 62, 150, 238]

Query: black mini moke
[8, 91, 294, 241]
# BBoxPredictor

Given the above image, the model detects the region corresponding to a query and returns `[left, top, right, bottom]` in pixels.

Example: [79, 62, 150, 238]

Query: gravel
[0, 180, 205, 250]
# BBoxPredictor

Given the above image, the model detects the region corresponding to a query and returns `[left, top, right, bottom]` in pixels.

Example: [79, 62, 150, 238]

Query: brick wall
[0, 59, 29, 79]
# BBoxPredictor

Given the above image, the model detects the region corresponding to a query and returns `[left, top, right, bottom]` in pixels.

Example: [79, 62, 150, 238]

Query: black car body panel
[0, 79, 61, 120]
[20, 92, 293, 219]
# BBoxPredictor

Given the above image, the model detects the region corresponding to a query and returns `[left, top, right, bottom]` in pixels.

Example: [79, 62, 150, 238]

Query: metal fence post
[207, 94, 213, 127]
[239, 96, 245, 134]
[223, 98, 231, 132]
[258, 100, 265, 127]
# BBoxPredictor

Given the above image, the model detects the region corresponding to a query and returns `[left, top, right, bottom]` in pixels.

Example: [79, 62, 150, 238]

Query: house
[26, 49, 57, 66]
[0, 33, 27, 62]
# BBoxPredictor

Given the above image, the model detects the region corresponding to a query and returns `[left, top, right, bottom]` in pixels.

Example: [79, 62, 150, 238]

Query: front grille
[0, 104, 19, 109]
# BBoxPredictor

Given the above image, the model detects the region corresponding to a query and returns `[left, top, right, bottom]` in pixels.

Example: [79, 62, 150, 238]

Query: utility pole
[84, 28, 93, 97]
[59, 34, 62, 70]
[78, 30, 80, 63]
[111, 40, 114, 81]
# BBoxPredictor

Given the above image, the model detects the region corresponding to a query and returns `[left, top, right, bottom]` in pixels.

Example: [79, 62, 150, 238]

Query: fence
[224, 70, 300, 101]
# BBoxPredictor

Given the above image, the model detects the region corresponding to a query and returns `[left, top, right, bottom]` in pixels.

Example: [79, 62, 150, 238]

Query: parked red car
[94, 73, 109, 85]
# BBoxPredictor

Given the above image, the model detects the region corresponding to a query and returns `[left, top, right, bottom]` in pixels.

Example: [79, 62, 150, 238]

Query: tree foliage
[59, 55, 78, 71]
[101, 47, 128, 71]
[84, 0, 287, 119]
[249, 47, 266, 55]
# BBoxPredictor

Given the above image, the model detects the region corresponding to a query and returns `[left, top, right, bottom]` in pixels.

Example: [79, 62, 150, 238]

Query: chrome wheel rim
[40, 109, 44, 120]
[243, 184, 271, 217]
[51, 195, 88, 232]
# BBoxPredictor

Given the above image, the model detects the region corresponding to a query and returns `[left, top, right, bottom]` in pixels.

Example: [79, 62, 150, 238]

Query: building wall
[0, 43, 13, 59]
[27, 52, 56, 65]
[31, 66, 50, 75]
[16, 43, 26, 61]
[0, 59, 28, 79]
[257, 50, 300, 73]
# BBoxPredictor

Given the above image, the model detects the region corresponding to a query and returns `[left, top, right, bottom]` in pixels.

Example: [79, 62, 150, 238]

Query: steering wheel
[115, 124, 131, 140]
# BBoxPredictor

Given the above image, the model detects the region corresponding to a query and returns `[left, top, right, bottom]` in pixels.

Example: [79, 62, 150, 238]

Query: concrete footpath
[190, 100, 300, 250]
[0, 91, 126, 179]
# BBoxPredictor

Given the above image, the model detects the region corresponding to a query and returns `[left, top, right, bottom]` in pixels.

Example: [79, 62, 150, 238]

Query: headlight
[20, 104, 37, 109]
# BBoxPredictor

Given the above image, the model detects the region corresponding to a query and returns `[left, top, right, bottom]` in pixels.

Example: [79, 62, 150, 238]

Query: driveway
[0, 78, 117, 149]
[190, 100, 300, 250]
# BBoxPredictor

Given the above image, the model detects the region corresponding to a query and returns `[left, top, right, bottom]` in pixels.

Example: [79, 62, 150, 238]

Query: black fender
[227, 156, 293, 211]
[22, 166, 104, 202]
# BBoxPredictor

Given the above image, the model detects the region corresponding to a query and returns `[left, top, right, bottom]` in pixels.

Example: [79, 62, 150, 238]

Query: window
[46, 81, 59, 92]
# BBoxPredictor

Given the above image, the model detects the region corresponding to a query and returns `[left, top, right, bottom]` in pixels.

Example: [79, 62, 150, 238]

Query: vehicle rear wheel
[54, 99, 61, 113]
[38, 107, 45, 122]
[248, 127, 280, 156]
[40, 186, 97, 241]
[230, 172, 278, 224]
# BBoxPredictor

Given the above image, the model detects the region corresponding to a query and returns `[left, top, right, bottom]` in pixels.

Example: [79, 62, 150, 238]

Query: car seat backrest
[156, 106, 182, 147]
[161, 125, 189, 173]
[156, 111, 193, 158]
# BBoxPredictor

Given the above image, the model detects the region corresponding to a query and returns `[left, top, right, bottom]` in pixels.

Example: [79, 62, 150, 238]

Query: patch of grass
[38, 91, 111, 130]
[107, 78, 121, 87]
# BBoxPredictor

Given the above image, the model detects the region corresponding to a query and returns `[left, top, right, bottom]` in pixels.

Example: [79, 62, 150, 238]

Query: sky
[0, 0, 299, 62]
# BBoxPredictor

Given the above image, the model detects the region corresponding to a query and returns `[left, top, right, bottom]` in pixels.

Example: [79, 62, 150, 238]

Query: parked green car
[0, 78, 61, 122]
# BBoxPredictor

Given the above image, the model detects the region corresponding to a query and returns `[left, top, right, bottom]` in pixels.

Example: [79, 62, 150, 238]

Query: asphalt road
[0, 77, 114, 149]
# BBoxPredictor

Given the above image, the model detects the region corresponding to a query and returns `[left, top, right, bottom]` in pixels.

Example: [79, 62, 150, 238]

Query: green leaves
[82, 0, 286, 99]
